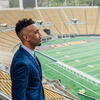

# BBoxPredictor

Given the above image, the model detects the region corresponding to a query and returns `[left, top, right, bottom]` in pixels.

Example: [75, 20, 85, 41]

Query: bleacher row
[0, 8, 100, 43]
[0, 8, 100, 35]
[0, 70, 66, 99]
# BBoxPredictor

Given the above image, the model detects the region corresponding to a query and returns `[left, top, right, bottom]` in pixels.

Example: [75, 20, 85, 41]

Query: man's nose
[39, 32, 42, 37]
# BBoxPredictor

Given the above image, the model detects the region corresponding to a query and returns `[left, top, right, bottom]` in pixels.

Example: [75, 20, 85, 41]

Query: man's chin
[38, 43, 41, 46]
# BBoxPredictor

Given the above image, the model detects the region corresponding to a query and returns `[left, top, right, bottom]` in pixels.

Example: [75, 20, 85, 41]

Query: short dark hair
[15, 18, 35, 36]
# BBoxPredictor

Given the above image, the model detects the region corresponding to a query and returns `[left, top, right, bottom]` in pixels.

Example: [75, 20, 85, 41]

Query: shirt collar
[21, 44, 35, 57]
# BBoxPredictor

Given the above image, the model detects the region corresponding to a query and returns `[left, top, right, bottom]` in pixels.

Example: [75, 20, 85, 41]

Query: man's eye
[35, 31, 39, 34]
[35, 32, 38, 34]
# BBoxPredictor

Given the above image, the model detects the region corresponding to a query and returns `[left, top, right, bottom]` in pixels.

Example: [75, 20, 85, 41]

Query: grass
[36, 36, 100, 100]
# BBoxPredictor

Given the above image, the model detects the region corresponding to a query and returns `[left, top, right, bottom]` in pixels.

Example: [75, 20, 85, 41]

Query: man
[10, 18, 45, 100]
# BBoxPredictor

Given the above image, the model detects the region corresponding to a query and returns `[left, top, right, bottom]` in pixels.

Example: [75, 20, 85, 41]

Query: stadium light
[75, 0, 77, 6]
[75, 0, 79, 6]
[35, 0, 38, 8]
[19, 0, 23, 9]
[64, 0, 67, 6]
[91, 0, 94, 6]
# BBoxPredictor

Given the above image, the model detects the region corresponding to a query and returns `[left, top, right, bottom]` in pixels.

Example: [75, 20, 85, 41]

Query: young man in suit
[10, 18, 45, 100]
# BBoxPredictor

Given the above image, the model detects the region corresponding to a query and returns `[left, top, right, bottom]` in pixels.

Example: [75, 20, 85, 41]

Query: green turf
[36, 36, 100, 100]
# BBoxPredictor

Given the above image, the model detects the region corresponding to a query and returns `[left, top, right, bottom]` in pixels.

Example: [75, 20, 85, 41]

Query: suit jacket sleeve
[10, 61, 29, 100]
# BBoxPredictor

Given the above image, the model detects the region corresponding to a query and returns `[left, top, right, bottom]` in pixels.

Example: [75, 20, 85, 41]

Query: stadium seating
[0, 8, 100, 37]
[86, 8, 98, 34]
[0, 70, 11, 96]
[0, 70, 67, 99]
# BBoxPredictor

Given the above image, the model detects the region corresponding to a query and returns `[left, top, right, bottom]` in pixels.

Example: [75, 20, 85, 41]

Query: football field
[36, 36, 100, 100]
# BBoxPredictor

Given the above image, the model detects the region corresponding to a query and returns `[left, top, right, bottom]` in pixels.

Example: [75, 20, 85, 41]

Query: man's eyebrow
[35, 29, 39, 32]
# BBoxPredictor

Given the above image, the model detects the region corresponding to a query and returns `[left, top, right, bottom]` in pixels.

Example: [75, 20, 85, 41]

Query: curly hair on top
[15, 18, 35, 36]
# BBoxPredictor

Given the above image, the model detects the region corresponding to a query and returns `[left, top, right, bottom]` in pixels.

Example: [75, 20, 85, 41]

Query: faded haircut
[15, 18, 35, 37]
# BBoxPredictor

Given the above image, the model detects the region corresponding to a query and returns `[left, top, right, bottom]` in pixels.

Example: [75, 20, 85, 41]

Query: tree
[9, 0, 19, 8]
[93, 0, 100, 6]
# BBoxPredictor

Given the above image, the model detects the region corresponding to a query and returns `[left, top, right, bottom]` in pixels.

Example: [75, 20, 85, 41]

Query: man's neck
[22, 43, 35, 51]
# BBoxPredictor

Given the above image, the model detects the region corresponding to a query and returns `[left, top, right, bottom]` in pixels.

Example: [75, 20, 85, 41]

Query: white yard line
[55, 56, 100, 69]
[79, 65, 94, 71]
[57, 57, 67, 60]
[52, 45, 100, 58]
[93, 74, 100, 77]
[46, 64, 100, 97]
[86, 67, 100, 73]
[42, 61, 56, 65]
[52, 62, 100, 87]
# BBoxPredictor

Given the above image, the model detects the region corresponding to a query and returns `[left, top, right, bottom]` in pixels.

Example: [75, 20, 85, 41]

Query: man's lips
[39, 38, 42, 42]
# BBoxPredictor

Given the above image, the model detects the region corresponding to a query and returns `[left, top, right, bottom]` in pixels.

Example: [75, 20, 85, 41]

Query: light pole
[91, 0, 94, 6]
[35, 0, 38, 8]
[19, 0, 23, 9]
[75, 0, 79, 6]
[64, 0, 67, 6]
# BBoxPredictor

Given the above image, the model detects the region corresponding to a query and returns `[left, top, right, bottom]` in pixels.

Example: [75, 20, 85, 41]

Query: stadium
[0, 0, 100, 100]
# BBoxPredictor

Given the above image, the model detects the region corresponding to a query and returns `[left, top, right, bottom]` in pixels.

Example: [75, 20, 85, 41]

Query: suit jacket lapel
[20, 46, 40, 72]
[35, 56, 42, 71]
[29, 56, 40, 72]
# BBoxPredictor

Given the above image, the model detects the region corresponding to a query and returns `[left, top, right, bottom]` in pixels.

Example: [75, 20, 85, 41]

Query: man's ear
[23, 35, 29, 41]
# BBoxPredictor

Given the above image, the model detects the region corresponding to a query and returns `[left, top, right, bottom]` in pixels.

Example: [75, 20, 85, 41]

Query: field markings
[56, 52, 61, 54]
[45, 41, 100, 57]
[42, 40, 100, 57]
[52, 62, 100, 87]
[64, 55, 70, 58]
[94, 74, 100, 77]
[39, 39, 100, 92]
[59, 51, 100, 63]
[45, 64, 100, 97]
[79, 64, 94, 71]
[75, 60, 80, 63]
[52, 42, 100, 58]
[41, 54, 100, 81]
[57, 56, 68, 61]
[42, 61, 57, 66]
[79, 65, 94, 70]
[61, 55, 100, 70]
[86, 67, 100, 73]
[87, 65, 94, 68]
[39, 48, 100, 80]
[40, 49, 100, 80]
[52, 49, 100, 66]
[42, 42, 96, 56]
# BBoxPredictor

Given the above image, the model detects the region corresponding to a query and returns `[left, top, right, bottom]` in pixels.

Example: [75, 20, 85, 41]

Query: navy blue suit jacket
[10, 46, 45, 100]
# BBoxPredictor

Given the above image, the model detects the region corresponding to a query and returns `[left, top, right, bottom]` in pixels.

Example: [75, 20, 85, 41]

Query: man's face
[26, 24, 42, 48]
